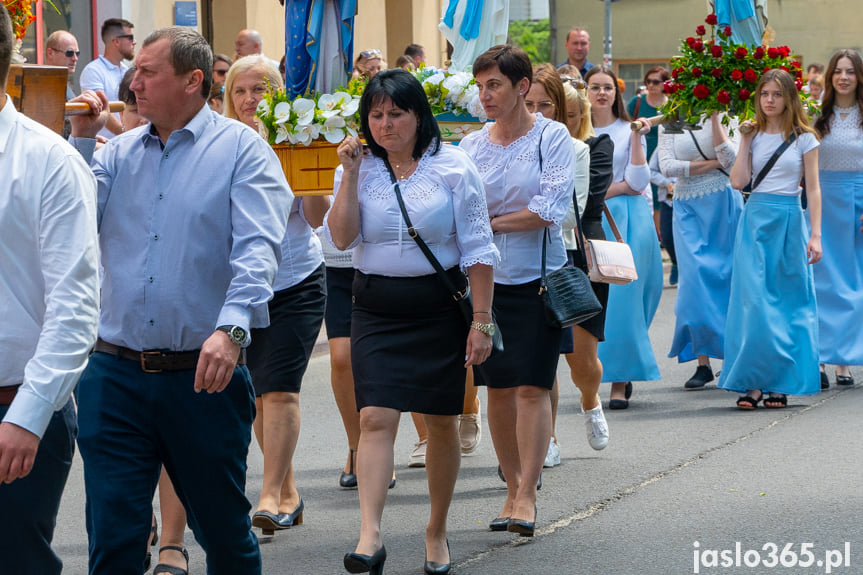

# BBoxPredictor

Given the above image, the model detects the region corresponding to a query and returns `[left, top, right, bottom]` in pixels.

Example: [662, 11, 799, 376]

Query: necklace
[392, 158, 416, 180]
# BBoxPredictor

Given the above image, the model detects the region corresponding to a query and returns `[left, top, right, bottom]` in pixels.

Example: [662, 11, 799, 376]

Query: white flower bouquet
[256, 89, 361, 146]
[414, 67, 488, 122]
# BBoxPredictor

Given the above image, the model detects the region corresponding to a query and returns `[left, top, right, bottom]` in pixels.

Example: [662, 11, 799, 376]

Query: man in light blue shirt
[69, 25, 291, 574]
[79, 18, 135, 139]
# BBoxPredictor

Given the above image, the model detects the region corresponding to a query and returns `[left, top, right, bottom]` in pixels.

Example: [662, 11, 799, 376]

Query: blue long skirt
[669, 186, 743, 362]
[718, 193, 819, 395]
[597, 195, 663, 382]
[811, 171, 863, 365]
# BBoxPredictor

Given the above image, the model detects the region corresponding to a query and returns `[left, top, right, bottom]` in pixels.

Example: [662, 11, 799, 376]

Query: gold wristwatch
[470, 320, 496, 337]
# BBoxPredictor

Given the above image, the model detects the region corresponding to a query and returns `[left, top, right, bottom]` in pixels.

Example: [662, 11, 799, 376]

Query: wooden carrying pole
[65, 101, 126, 115]
[630, 114, 665, 132]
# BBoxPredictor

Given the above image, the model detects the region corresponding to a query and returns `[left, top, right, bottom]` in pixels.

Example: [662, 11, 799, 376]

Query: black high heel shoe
[344, 545, 386, 574]
[340, 449, 358, 489]
[424, 539, 451, 574]
[507, 505, 537, 537]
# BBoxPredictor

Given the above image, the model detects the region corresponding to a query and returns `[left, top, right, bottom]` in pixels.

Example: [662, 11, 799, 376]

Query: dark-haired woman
[586, 65, 663, 409]
[326, 68, 498, 575]
[461, 45, 574, 536]
[627, 66, 670, 242]
[721, 69, 822, 408]
[812, 49, 863, 387]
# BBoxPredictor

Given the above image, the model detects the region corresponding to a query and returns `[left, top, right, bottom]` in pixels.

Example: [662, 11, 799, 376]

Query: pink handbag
[583, 206, 638, 285]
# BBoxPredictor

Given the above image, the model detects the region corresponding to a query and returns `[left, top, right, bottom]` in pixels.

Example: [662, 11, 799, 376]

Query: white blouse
[459, 115, 575, 285]
[750, 131, 819, 196]
[323, 143, 499, 277]
[594, 118, 651, 202]
[818, 106, 863, 172]
[273, 199, 324, 291]
[657, 119, 739, 199]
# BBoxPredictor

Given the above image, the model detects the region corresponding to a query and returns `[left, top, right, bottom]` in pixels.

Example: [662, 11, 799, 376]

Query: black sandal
[736, 392, 763, 410]
[764, 393, 787, 408]
[154, 545, 189, 575]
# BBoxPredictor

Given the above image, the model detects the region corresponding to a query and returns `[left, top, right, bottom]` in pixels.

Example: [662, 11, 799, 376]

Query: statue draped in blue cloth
[285, 0, 357, 97]
[710, 0, 768, 46]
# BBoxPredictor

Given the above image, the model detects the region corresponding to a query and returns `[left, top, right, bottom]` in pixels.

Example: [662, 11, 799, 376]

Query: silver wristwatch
[217, 325, 249, 347]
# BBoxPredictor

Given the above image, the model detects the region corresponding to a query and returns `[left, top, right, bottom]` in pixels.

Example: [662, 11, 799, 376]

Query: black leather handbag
[540, 227, 603, 328]
[385, 161, 503, 356]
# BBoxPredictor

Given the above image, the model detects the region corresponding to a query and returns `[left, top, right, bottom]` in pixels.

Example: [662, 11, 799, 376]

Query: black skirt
[474, 280, 562, 390]
[247, 265, 326, 395]
[351, 268, 469, 415]
[324, 266, 354, 339]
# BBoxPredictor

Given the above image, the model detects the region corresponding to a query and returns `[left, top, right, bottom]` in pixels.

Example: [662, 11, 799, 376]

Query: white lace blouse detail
[594, 119, 651, 201]
[323, 144, 499, 277]
[819, 106, 863, 172]
[657, 119, 739, 200]
[459, 115, 575, 285]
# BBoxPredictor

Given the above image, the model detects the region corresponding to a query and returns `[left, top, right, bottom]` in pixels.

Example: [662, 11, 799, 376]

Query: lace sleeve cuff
[460, 245, 501, 271]
[528, 194, 566, 225]
[715, 140, 737, 171]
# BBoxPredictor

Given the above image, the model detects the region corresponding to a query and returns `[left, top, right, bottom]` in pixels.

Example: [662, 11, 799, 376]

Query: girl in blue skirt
[721, 69, 823, 409]
[812, 50, 863, 387]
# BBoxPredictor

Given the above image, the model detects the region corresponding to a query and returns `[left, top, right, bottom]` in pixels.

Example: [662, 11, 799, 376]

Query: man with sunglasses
[45, 30, 81, 137]
[80, 18, 135, 139]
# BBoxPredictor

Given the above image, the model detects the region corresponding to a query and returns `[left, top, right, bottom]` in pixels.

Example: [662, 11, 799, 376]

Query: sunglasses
[645, 78, 664, 86]
[53, 48, 80, 57]
[359, 49, 381, 59]
[115, 34, 134, 41]
[214, 68, 229, 76]
[560, 75, 586, 90]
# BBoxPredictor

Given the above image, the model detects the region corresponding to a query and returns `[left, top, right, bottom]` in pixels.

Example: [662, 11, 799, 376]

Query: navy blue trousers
[0, 399, 76, 575]
[660, 202, 677, 266]
[76, 352, 261, 575]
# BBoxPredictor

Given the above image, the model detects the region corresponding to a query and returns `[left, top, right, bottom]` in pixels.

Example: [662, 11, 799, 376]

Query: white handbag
[583, 206, 638, 285]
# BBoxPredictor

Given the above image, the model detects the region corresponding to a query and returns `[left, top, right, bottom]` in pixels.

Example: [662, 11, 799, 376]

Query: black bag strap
[688, 130, 729, 177]
[384, 160, 469, 304]
[745, 131, 797, 194]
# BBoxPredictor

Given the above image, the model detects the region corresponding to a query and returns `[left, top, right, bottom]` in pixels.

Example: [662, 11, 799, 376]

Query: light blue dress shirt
[72, 104, 292, 351]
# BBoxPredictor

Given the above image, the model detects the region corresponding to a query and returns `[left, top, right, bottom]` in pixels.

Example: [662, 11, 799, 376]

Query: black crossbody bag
[384, 160, 503, 355]
[535, 124, 603, 328]
[742, 132, 798, 200]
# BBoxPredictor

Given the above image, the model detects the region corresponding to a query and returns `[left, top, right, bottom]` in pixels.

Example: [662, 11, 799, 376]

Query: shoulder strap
[384, 160, 468, 303]
[749, 131, 797, 192]
[688, 130, 729, 177]
[537, 120, 550, 170]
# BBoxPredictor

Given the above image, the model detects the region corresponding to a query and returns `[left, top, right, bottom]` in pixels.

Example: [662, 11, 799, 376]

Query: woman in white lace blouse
[812, 50, 863, 387]
[658, 113, 742, 389]
[460, 45, 574, 538]
[326, 69, 498, 575]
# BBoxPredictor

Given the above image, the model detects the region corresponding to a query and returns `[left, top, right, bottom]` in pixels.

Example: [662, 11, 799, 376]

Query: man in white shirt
[79, 17, 135, 139]
[0, 7, 100, 575]
[235, 28, 280, 69]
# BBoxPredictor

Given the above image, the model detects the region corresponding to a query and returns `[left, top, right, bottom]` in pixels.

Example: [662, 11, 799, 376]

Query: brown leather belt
[0, 384, 21, 406]
[93, 338, 246, 373]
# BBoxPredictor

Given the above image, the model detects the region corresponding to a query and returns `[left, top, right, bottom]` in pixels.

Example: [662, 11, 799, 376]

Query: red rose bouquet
[660, 13, 817, 132]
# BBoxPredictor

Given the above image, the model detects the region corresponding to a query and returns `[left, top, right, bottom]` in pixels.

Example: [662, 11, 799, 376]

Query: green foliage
[509, 18, 551, 66]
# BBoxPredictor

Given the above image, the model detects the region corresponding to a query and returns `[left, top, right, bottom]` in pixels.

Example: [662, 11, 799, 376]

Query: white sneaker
[543, 437, 560, 468]
[408, 439, 427, 468]
[583, 405, 609, 450]
[458, 398, 482, 455]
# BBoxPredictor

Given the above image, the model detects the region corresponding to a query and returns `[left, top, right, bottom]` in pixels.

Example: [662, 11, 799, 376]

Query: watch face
[230, 326, 247, 344]
[487, 323, 496, 337]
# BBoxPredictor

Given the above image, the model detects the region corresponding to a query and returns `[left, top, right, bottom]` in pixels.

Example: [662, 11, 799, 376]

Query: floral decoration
[412, 66, 488, 122]
[661, 13, 818, 130]
[4, 0, 36, 40]
[256, 87, 361, 146]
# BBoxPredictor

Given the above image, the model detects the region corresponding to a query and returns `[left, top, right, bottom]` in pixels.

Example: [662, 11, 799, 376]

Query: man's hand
[69, 90, 110, 139]
[194, 330, 241, 393]
[0, 422, 40, 484]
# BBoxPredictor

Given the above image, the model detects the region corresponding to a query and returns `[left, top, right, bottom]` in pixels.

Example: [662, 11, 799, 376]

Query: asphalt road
[52, 280, 863, 575]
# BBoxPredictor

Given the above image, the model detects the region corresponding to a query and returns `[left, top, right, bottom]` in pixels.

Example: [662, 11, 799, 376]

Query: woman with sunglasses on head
[658, 110, 742, 390]
[812, 50, 863, 388]
[460, 46, 574, 536]
[585, 65, 663, 410]
[327, 68, 497, 575]
[524, 66, 611, 466]
[213, 53, 232, 83]
[224, 55, 330, 536]
[353, 49, 384, 80]
[628, 67, 671, 244]
[721, 69, 822, 409]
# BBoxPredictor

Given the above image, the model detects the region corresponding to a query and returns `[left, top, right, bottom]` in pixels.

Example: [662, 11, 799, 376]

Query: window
[19, 0, 93, 89]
